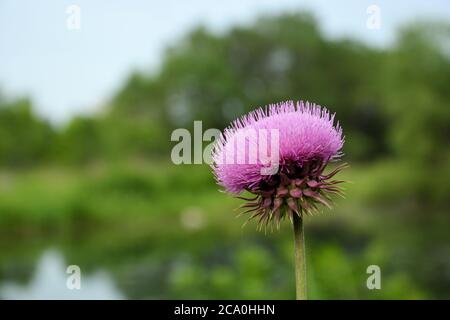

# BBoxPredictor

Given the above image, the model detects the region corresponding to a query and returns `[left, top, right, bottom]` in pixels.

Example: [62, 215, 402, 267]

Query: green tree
[0, 97, 54, 167]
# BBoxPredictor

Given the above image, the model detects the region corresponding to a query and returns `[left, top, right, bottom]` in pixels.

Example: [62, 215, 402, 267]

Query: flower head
[212, 100, 347, 229]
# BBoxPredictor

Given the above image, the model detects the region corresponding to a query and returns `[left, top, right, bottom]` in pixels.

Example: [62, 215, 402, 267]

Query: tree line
[1, 13, 448, 170]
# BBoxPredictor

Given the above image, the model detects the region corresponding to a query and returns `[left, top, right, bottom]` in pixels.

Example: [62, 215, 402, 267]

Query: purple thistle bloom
[212, 100, 347, 228]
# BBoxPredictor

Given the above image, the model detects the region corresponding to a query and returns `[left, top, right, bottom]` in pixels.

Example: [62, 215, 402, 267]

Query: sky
[1, 0, 449, 124]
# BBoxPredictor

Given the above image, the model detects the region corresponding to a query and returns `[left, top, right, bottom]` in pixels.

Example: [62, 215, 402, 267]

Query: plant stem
[293, 213, 307, 300]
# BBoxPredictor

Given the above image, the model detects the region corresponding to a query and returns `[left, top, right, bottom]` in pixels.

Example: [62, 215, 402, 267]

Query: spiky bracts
[237, 161, 348, 230]
[212, 100, 346, 229]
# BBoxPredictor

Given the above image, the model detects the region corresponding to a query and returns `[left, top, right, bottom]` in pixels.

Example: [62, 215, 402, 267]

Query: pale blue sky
[1, 0, 449, 124]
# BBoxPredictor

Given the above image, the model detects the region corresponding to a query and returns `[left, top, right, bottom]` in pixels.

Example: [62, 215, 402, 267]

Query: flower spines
[238, 161, 349, 231]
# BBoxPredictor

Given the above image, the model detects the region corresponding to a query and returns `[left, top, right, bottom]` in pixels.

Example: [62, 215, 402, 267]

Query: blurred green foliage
[1, 14, 449, 205]
[1, 14, 448, 167]
[0, 13, 449, 299]
[0, 97, 54, 167]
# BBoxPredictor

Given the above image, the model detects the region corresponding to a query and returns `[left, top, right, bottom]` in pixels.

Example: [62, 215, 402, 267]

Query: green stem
[293, 213, 307, 300]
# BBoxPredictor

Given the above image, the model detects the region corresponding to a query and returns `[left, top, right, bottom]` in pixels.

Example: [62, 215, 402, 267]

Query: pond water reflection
[0, 212, 446, 300]
[0, 249, 123, 300]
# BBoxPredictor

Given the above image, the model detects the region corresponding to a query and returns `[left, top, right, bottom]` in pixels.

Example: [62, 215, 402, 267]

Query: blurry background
[0, 0, 449, 299]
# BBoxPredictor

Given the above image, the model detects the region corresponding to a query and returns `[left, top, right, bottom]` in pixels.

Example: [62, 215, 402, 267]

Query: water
[0, 234, 287, 300]
[0, 249, 124, 300]
[2, 216, 444, 299]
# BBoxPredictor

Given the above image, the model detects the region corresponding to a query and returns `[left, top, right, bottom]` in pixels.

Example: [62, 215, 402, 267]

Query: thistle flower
[211, 100, 348, 299]
[212, 100, 347, 226]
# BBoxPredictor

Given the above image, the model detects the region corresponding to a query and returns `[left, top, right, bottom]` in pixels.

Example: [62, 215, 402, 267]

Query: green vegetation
[0, 13, 449, 299]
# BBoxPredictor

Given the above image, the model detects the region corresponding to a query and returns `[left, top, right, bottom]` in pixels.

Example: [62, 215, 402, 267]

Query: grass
[0, 162, 358, 219]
